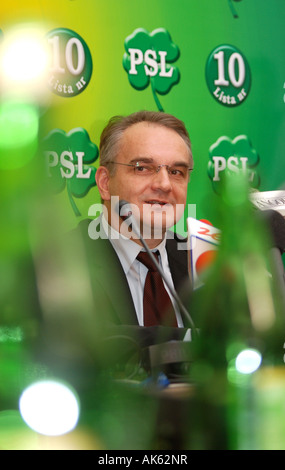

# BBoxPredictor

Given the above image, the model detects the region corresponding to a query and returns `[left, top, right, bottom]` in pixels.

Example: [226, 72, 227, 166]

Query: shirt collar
[102, 213, 167, 274]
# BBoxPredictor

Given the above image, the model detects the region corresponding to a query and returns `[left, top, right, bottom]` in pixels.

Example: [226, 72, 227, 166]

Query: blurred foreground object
[0, 100, 39, 170]
[0, 23, 50, 170]
[189, 170, 285, 449]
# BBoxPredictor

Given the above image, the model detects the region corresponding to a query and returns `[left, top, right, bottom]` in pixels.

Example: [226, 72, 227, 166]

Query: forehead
[118, 122, 191, 163]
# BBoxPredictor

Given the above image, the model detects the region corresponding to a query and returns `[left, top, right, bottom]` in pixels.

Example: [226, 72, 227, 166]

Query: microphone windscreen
[116, 199, 132, 218]
[117, 199, 128, 212]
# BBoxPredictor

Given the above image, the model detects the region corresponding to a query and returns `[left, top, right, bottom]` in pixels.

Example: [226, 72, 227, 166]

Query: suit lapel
[96, 237, 139, 325]
[166, 236, 189, 293]
[78, 220, 139, 325]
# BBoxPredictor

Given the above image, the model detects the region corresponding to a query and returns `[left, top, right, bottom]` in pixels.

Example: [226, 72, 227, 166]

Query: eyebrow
[129, 157, 153, 164]
[128, 157, 191, 167]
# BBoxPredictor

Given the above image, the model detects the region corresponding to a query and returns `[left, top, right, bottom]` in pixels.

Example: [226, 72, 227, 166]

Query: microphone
[117, 199, 197, 334]
[187, 217, 221, 290]
[262, 209, 285, 254]
[250, 190, 285, 218]
[260, 209, 285, 308]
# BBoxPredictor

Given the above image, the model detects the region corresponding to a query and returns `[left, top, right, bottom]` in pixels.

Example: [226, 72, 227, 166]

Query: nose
[151, 166, 172, 192]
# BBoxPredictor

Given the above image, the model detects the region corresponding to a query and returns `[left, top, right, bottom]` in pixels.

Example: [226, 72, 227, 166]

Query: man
[78, 110, 194, 353]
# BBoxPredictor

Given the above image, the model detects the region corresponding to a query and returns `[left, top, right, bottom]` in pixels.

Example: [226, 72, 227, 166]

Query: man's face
[99, 122, 191, 245]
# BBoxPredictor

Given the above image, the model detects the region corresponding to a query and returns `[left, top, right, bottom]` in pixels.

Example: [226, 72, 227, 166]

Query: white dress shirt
[101, 214, 184, 327]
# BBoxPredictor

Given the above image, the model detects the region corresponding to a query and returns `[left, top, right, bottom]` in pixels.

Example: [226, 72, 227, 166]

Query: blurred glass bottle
[188, 169, 285, 450]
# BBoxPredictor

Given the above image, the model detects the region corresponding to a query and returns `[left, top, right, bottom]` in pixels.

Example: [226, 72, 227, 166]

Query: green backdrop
[1, 0, 284, 230]
[0, 0, 285, 451]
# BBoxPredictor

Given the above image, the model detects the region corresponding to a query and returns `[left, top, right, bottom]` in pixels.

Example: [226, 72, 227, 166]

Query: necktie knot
[137, 251, 159, 272]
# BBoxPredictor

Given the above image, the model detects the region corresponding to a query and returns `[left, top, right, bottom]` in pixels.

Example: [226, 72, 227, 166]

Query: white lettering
[227, 156, 239, 173]
[214, 51, 229, 86]
[60, 151, 74, 178]
[213, 156, 226, 181]
[75, 76, 86, 90]
[240, 157, 248, 171]
[87, 199, 197, 248]
[48, 75, 74, 94]
[76, 151, 91, 179]
[98, 454, 132, 467]
[158, 50, 173, 77]
[212, 155, 251, 181]
[213, 86, 237, 104]
[128, 48, 143, 75]
[228, 52, 245, 87]
[45, 150, 59, 177]
[65, 37, 85, 75]
[144, 49, 158, 76]
[237, 88, 247, 102]
[128, 48, 173, 78]
[48, 36, 65, 74]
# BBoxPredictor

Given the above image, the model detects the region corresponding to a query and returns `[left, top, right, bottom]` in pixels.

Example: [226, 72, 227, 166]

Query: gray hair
[99, 110, 193, 175]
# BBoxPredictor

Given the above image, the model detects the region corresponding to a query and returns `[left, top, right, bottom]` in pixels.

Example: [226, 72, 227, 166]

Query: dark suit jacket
[73, 219, 192, 363]
[77, 219, 189, 322]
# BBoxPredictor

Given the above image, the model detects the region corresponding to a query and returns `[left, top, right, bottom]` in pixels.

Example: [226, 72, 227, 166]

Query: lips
[145, 200, 170, 206]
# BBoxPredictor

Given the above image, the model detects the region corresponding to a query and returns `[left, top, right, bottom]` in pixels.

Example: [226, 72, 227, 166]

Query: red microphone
[187, 217, 221, 289]
[196, 250, 218, 280]
[199, 219, 213, 226]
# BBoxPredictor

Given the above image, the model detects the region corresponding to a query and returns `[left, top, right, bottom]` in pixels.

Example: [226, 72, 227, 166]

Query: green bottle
[189, 170, 285, 450]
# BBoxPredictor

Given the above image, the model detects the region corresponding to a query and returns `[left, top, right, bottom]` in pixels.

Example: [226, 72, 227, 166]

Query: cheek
[127, 183, 150, 203]
[174, 185, 188, 204]
[110, 174, 143, 199]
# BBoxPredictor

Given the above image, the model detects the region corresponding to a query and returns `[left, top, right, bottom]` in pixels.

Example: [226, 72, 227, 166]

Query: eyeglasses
[110, 161, 193, 180]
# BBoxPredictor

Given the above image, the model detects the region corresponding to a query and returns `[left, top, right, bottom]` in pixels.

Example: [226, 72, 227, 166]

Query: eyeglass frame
[109, 160, 194, 179]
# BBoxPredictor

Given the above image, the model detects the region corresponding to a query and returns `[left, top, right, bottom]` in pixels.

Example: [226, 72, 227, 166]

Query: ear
[95, 166, 111, 201]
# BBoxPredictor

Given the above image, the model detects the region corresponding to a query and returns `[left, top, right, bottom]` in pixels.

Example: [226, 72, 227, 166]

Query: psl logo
[123, 28, 180, 112]
[43, 128, 98, 216]
[208, 135, 260, 194]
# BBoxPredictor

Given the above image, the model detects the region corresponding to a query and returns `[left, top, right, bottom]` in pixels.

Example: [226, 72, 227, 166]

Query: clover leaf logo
[43, 128, 98, 216]
[208, 135, 260, 194]
[123, 28, 180, 112]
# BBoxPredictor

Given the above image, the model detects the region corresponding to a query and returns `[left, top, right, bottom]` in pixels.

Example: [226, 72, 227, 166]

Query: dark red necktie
[137, 251, 178, 327]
